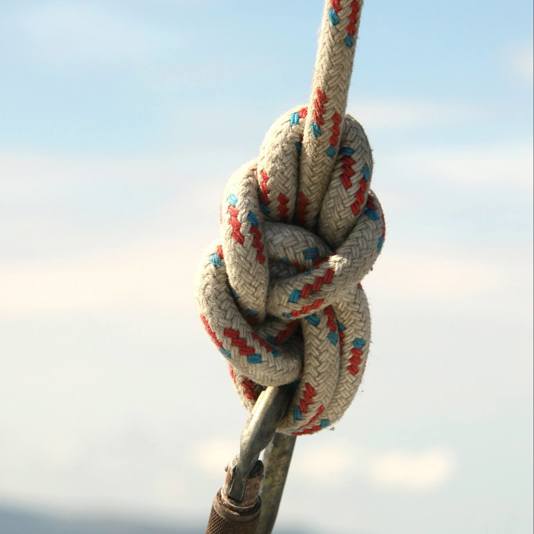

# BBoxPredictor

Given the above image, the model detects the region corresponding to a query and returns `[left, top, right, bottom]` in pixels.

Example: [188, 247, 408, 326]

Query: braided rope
[197, 0, 386, 436]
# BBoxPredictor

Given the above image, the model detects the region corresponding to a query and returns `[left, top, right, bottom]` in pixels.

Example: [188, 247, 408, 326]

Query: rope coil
[197, 0, 385, 436]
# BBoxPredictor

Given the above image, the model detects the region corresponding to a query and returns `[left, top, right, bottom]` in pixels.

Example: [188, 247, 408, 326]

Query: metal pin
[206, 385, 297, 533]
[225, 385, 292, 504]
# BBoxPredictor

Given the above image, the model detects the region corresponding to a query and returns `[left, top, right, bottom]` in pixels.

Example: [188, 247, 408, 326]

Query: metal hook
[206, 385, 297, 533]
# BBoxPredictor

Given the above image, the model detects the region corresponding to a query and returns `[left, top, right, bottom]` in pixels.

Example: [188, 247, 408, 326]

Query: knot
[197, 106, 385, 435]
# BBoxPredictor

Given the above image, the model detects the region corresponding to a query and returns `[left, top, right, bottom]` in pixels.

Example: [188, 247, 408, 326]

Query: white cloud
[350, 99, 479, 130]
[0, 424, 189, 514]
[388, 143, 533, 189]
[509, 44, 533, 83]
[0, 151, 222, 318]
[191, 438, 238, 476]
[0, 236, 512, 318]
[0, 237, 203, 317]
[0, 152, 177, 200]
[291, 441, 355, 485]
[0, 146, 529, 319]
[366, 250, 506, 302]
[277, 439, 457, 492]
[367, 448, 456, 491]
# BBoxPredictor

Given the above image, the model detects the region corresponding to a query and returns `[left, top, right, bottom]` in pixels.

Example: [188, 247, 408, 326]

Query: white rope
[197, 0, 385, 435]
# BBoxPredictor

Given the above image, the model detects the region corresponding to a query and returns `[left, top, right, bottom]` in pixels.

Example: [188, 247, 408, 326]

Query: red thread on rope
[298, 382, 317, 414]
[249, 225, 266, 264]
[340, 154, 356, 190]
[329, 111, 342, 148]
[346, 0, 361, 37]
[241, 376, 260, 401]
[277, 193, 289, 220]
[299, 268, 335, 299]
[228, 206, 244, 245]
[274, 321, 299, 345]
[201, 314, 224, 350]
[312, 88, 328, 127]
[331, 0, 342, 13]
[338, 325, 345, 350]
[292, 405, 325, 436]
[350, 178, 368, 216]
[347, 347, 363, 375]
[295, 192, 310, 224]
[251, 332, 275, 353]
[324, 305, 337, 333]
[223, 328, 256, 356]
[290, 298, 325, 318]
[259, 169, 270, 206]
[229, 366, 260, 402]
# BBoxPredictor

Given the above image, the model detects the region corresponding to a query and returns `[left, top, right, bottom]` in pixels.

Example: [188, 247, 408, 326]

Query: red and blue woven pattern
[197, 0, 386, 435]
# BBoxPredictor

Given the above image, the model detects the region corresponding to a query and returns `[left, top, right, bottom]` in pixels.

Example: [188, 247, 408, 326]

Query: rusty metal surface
[206, 385, 297, 533]
[257, 433, 297, 533]
[206, 489, 261, 534]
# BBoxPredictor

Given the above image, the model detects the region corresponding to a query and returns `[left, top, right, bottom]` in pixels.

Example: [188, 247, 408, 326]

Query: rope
[197, 0, 385, 436]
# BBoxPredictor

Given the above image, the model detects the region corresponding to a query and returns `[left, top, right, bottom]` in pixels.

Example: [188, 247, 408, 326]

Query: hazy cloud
[367, 448, 456, 491]
[388, 143, 533, 189]
[509, 44, 534, 83]
[193, 438, 457, 492]
[350, 99, 482, 130]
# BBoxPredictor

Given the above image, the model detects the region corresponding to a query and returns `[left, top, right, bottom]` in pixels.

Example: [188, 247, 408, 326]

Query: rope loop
[197, 0, 386, 435]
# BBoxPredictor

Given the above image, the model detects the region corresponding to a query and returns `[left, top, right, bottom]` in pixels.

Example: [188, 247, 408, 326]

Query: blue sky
[0, 1, 532, 533]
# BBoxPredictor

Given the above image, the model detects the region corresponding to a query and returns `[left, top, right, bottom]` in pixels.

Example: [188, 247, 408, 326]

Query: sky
[0, 1, 532, 533]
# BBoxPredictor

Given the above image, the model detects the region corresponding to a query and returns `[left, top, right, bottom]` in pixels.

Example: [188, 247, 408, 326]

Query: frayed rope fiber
[197, 0, 385, 436]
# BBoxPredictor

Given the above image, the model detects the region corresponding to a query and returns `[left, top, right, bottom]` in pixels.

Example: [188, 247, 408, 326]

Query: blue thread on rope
[312, 122, 322, 138]
[260, 202, 270, 216]
[344, 35, 354, 48]
[227, 193, 238, 206]
[327, 331, 339, 345]
[362, 163, 371, 181]
[219, 347, 231, 358]
[326, 145, 337, 158]
[319, 418, 331, 428]
[303, 247, 319, 261]
[339, 146, 355, 156]
[293, 406, 303, 421]
[209, 252, 223, 267]
[247, 354, 262, 364]
[377, 236, 385, 252]
[247, 211, 259, 225]
[288, 289, 301, 304]
[365, 207, 380, 221]
[353, 338, 366, 349]
[305, 314, 321, 327]
[328, 8, 340, 25]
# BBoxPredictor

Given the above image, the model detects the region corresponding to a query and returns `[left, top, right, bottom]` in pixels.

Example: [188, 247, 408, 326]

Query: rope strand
[197, 0, 385, 436]
[299, 0, 364, 229]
